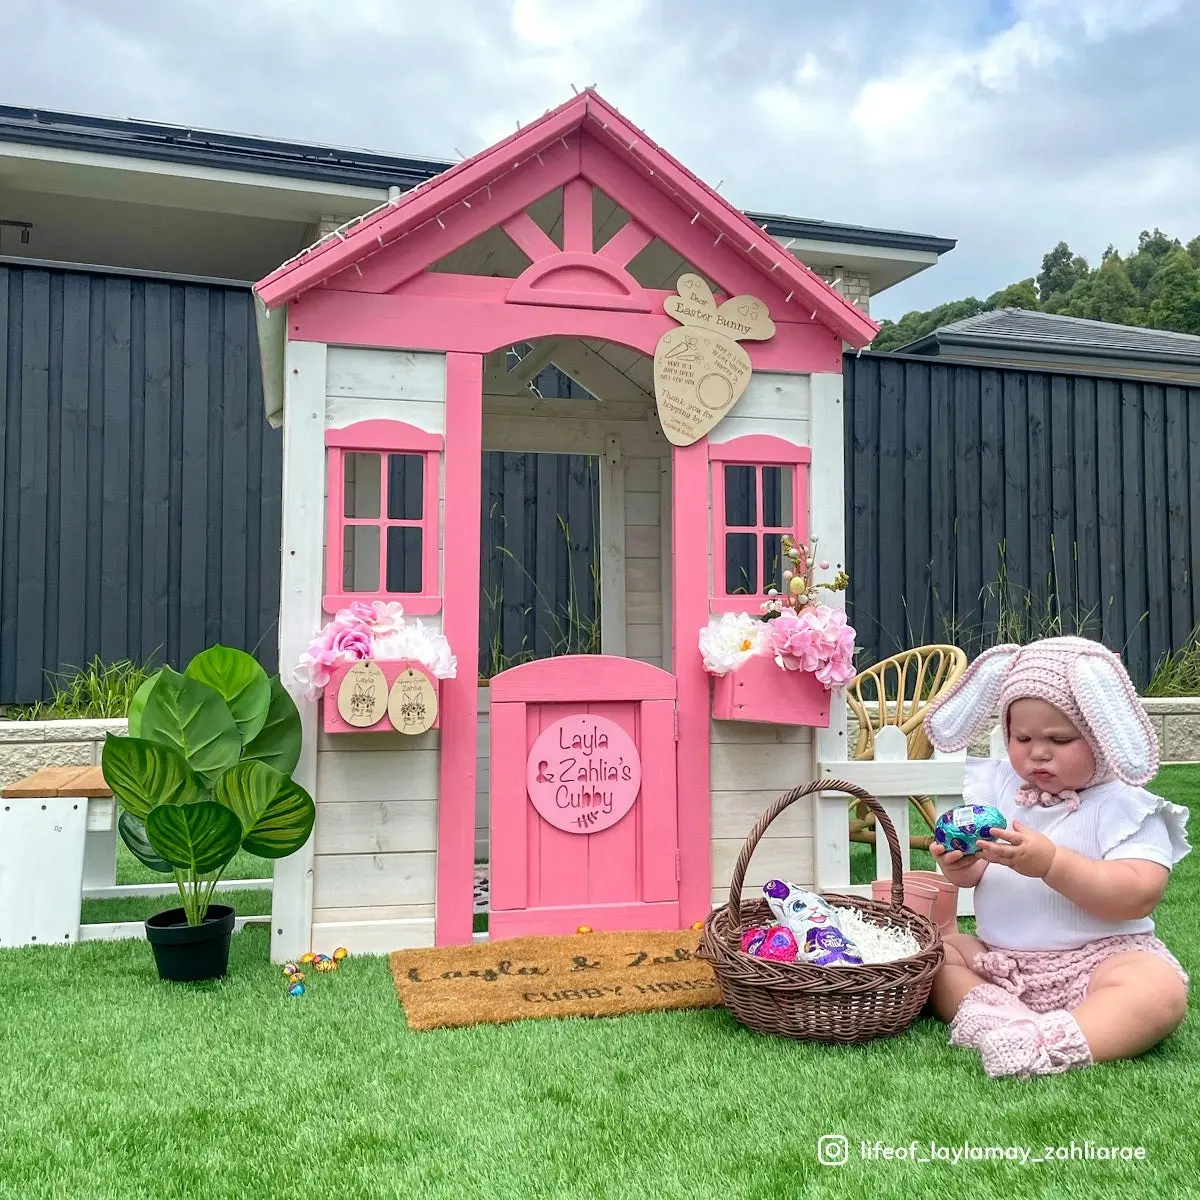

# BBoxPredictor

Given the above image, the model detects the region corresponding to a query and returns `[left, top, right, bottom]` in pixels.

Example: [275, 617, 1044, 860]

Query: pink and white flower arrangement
[293, 600, 457, 700]
[698, 532, 857, 691]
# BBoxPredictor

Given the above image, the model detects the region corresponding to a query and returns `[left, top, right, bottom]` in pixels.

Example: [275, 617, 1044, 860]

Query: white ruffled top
[949, 757, 1192, 951]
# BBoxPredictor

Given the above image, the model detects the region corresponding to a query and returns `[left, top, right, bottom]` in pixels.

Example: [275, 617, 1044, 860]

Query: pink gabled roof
[253, 89, 879, 348]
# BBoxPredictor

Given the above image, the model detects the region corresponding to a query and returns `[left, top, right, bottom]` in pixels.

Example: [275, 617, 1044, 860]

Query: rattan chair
[846, 644, 968, 849]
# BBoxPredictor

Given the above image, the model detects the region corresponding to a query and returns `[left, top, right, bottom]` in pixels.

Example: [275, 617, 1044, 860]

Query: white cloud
[0, 0, 1196, 319]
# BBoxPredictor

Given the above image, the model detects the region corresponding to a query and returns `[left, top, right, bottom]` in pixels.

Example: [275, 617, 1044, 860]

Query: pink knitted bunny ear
[1069, 645, 1159, 785]
[922, 644, 1020, 752]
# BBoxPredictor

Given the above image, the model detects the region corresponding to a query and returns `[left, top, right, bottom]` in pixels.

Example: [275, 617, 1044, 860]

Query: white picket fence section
[0, 791, 271, 948]
[815, 723, 1005, 918]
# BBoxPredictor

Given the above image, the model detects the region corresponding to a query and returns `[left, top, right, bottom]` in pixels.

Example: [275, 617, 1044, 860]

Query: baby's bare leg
[1071, 952, 1188, 1062]
[929, 932, 992, 1022]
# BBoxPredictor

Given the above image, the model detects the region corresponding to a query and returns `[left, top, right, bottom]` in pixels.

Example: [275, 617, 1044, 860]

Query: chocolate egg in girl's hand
[934, 803, 1008, 855]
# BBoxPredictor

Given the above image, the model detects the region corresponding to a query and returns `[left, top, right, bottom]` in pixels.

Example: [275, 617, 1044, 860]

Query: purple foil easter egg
[803, 926, 864, 966]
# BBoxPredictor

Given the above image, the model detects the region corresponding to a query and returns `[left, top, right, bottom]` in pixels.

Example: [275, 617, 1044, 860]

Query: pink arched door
[488, 655, 679, 938]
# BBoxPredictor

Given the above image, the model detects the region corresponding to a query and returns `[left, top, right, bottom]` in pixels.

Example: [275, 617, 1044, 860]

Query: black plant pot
[145, 904, 236, 983]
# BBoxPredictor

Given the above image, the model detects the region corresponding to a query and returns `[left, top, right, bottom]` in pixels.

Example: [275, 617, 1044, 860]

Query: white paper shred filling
[828, 905, 922, 963]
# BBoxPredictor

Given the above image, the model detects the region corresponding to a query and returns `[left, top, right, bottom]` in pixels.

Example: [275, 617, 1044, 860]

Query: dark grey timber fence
[2, 260, 1196, 702]
[0, 264, 282, 704]
[843, 352, 1200, 688]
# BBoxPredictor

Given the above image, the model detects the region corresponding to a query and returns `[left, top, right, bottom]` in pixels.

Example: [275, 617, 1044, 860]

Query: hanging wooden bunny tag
[652, 274, 776, 446]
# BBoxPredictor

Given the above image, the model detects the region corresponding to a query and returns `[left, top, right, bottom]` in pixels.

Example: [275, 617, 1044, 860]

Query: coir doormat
[388, 930, 721, 1031]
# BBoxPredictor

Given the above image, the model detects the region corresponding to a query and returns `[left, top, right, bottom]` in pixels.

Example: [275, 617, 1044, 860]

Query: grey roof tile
[905, 307, 1200, 363]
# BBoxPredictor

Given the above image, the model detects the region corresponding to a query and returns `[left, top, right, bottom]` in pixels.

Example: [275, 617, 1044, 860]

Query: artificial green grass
[1, 770, 1196, 1199]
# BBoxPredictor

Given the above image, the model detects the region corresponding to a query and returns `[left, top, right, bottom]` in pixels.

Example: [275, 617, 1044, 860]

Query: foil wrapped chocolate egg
[282, 963, 299, 976]
[935, 803, 1008, 855]
[754, 925, 800, 962]
[288, 981, 305, 997]
[741, 927, 768, 956]
[315, 959, 338, 973]
[803, 926, 863, 966]
[332, 947, 349, 961]
[741, 925, 799, 962]
[300, 952, 316, 965]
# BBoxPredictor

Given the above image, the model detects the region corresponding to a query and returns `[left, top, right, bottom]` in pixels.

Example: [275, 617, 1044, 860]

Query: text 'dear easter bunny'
[652, 273, 776, 446]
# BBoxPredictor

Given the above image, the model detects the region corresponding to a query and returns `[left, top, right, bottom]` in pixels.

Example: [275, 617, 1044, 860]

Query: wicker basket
[696, 779, 945, 1044]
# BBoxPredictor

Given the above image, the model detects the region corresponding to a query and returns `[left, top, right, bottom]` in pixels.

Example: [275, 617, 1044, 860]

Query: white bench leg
[82, 821, 118, 891]
[0, 795, 89, 947]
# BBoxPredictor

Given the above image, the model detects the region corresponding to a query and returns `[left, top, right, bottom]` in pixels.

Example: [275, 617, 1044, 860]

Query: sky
[2, 0, 1197, 320]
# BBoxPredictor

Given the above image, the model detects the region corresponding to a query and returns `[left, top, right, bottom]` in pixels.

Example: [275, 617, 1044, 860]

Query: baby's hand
[976, 822, 1056, 879]
[930, 842, 986, 887]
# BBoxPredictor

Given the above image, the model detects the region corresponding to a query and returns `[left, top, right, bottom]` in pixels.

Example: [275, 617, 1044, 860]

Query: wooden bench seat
[1, 765, 112, 799]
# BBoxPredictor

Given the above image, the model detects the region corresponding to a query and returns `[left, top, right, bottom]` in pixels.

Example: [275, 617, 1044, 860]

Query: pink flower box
[322, 659, 441, 734]
[710, 654, 831, 727]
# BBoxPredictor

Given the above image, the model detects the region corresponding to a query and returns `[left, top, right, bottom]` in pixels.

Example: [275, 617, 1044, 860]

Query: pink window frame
[708, 435, 812, 614]
[323, 419, 443, 616]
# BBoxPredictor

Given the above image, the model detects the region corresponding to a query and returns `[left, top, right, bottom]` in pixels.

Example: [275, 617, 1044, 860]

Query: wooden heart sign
[653, 274, 776, 446]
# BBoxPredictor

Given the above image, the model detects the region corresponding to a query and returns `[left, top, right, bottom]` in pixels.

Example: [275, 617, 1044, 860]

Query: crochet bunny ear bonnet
[922, 636, 1159, 787]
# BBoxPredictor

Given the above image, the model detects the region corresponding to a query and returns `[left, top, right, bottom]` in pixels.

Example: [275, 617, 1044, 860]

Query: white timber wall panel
[624, 446, 664, 668]
[808, 372, 853, 892]
[303, 348, 448, 945]
[272, 340, 328, 963]
[709, 721, 814, 907]
[705, 371, 819, 906]
[707, 371, 811, 447]
[325, 347, 448, 405]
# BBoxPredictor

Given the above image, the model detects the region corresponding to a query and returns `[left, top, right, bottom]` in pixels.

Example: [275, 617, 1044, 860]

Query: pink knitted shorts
[972, 934, 1189, 1013]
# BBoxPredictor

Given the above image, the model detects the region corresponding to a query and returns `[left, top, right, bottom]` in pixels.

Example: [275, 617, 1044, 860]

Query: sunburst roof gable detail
[253, 89, 879, 348]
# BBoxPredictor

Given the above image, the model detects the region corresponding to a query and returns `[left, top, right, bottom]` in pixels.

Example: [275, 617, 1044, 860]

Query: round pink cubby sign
[526, 714, 642, 834]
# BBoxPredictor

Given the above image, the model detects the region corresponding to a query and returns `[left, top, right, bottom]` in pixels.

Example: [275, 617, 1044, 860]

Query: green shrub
[1145, 628, 1200, 697]
[4, 656, 159, 720]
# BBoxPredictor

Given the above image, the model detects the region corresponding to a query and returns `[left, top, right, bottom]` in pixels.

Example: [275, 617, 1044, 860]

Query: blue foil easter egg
[288, 981, 305, 997]
[934, 803, 1007, 855]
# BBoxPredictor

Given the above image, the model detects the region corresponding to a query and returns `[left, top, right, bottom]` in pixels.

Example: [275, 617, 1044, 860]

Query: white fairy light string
[261, 103, 863, 331]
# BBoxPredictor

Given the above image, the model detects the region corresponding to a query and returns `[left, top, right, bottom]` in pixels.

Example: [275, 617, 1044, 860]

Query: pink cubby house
[252, 89, 879, 962]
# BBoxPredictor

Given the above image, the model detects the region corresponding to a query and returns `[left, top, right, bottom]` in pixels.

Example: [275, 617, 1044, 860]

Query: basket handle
[723, 779, 906, 947]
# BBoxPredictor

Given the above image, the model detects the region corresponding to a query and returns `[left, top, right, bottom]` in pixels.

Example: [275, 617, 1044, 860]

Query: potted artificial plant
[101, 645, 314, 983]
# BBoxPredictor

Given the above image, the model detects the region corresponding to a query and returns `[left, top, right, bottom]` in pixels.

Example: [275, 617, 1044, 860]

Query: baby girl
[921, 636, 1190, 1078]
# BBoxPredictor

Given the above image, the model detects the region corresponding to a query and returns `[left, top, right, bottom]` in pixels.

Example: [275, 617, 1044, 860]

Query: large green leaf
[126, 671, 161, 738]
[240, 676, 302, 777]
[101, 735, 209, 820]
[146, 801, 244, 875]
[117, 811, 174, 874]
[184, 646, 271, 747]
[214, 761, 315, 859]
[139, 666, 242, 783]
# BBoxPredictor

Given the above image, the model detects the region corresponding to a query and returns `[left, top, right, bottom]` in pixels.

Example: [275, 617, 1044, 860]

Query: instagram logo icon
[817, 1134, 850, 1166]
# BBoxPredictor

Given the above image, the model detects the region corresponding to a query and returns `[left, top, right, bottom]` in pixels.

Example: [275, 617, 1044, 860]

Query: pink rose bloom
[344, 601, 379, 626]
[328, 626, 373, 661]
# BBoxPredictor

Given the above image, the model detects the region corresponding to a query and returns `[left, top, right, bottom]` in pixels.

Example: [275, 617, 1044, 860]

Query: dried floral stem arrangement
[699, 534, 857, 689]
